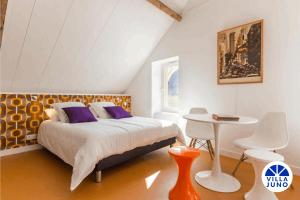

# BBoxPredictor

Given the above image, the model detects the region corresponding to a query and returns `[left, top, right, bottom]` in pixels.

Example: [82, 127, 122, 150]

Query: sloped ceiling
[0, 0, 188, 93]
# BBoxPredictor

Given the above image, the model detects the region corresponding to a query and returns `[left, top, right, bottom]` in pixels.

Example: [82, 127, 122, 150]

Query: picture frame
[217, 19, 263, 84]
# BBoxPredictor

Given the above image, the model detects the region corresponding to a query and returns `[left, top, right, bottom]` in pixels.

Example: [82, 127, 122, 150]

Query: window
[151, 56, 179, 115]
[162, 60, 179, 112]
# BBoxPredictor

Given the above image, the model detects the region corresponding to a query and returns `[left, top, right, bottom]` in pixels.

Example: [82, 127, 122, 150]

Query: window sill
[153, 112, 180, 123]
[159, 111, 179, 115]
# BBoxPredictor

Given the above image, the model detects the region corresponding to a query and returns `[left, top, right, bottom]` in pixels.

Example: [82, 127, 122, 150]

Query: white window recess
[151, 56, 179, 122]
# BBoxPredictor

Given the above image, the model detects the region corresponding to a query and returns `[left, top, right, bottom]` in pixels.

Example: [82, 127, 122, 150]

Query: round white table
[183, 114, 258, 193]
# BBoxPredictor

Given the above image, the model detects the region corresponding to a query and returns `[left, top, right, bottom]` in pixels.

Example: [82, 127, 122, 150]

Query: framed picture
[217, 19, 263, 84]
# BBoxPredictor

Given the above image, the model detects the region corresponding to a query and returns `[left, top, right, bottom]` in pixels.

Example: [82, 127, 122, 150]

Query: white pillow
[89, 106, 98, 118]
[90, 102, 115, 119]
[52, 102, 85, 122]
[44, 108, 59, 121]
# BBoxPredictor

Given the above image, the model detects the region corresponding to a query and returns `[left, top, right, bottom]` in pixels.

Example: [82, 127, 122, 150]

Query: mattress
[37, 116, 184, 191]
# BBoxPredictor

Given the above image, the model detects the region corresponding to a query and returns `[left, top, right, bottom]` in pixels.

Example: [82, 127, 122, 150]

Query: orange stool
[168, 146, 200, 200]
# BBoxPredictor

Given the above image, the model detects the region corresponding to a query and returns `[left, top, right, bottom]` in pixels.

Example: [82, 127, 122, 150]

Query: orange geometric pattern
[0, 93, 131, 150]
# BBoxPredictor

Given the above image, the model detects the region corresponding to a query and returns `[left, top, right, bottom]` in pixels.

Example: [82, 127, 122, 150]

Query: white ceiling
[0, 0, 188, 93]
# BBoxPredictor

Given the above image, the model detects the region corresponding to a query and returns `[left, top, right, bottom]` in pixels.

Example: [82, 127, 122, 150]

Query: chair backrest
[185, 107, 214, 140]
[251, 112, 289, 150]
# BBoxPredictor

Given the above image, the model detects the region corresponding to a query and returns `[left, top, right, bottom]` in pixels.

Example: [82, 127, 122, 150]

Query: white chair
[244, 149, 284, 200]
[232, 112, 289, 175]
[185, 107, 215, 159]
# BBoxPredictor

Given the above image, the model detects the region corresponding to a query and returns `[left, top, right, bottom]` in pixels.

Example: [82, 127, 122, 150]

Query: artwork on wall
[217, 19, 263, 84]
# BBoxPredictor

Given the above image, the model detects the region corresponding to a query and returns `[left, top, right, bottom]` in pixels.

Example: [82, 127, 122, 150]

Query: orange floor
[1, 147, 299, 200]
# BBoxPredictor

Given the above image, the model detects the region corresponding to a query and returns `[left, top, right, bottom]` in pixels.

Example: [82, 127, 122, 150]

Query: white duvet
[37, 116, 184, 191]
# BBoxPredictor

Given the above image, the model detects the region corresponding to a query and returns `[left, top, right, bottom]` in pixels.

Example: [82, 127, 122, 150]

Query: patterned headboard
[0, 93, 131, 150]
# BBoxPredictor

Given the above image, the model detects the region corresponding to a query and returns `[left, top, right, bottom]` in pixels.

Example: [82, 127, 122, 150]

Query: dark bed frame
[94, 137, 176, 182]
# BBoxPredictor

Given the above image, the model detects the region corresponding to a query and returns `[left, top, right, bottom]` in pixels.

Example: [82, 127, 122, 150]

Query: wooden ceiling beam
[148, 0, 182, 22]
[0, 0, 8, 47]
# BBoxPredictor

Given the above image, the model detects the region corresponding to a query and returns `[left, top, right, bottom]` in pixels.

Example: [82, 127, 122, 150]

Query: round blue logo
[261, 161, 293, 192]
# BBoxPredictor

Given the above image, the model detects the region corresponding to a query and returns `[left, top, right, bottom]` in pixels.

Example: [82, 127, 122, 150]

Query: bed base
[94, 137, 176, 182]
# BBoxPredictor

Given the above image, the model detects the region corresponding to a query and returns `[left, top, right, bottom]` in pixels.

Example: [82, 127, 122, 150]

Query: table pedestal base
[195, 170, 241, 193]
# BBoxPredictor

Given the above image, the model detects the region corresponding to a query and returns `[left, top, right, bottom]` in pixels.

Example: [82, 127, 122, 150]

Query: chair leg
[232, 153, 247, 176]
[189, 138, 195, 147]
[206, 140, 214, 160]
[192, 139, 197, 148]
[209, 140, 214, 156]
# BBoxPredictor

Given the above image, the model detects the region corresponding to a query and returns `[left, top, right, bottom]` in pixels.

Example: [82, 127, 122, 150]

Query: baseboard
[221, 148, 300, 176]
[0, 144, 43, 157]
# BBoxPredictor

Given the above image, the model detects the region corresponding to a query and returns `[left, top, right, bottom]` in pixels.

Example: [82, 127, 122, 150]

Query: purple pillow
[104, 106, 132, 119]
[62, 107, 97, 123]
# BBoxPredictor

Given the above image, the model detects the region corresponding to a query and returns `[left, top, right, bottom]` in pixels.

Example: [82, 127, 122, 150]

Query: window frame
[162, 61, 179, 113]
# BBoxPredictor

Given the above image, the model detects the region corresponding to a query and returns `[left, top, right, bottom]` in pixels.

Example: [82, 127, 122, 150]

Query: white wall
[127, 0, 300, 171]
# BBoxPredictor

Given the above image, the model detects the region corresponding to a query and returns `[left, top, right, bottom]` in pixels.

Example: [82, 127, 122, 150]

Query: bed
[37, 116, 184, 191]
